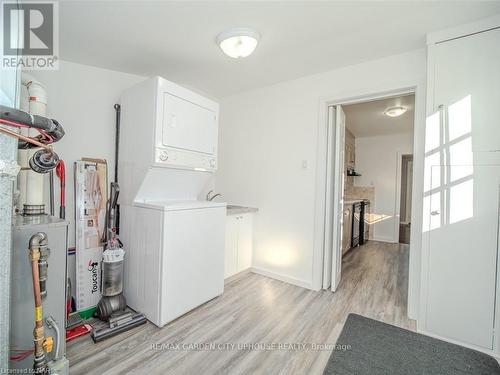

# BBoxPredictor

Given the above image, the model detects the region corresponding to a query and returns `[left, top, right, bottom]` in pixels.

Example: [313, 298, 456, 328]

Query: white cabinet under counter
[224, 206, 257, 278]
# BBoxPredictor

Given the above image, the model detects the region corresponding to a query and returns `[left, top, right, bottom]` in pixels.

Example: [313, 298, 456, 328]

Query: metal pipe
[45, 316, 60, 361]
[0, 125, 53, 151]
[48, 170, 54, 216]
[29, 232, 49, 373]
[114, 104, 120, 183]
[113, 104, 121, 234]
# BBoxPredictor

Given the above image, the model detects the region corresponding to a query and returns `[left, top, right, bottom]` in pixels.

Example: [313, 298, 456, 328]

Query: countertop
[344, 199, 363, 205]
[226, 205, 258, 216]
[343, 198, 370, 207]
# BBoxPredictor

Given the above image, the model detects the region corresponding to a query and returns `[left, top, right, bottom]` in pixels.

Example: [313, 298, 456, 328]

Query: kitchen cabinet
[426, 165, 500, 349]
[431, 28, 500, 153]
[421, 20, 500, 354]
[224, 213, 253, 278]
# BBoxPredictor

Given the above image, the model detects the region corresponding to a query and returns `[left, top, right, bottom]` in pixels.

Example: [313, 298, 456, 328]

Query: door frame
[313, 85, 424, 318]
[395, 153, 414, 244]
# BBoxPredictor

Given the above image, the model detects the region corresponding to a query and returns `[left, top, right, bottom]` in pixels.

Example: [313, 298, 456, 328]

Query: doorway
[321, 91, 416, 292]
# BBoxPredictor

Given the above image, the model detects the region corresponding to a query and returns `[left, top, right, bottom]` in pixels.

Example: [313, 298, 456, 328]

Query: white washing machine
[122, 200, 226, 327]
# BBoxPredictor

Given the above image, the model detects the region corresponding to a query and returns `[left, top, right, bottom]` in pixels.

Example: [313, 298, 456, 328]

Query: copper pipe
[29, 233, 48, 373]
[0, 126, 52, 151]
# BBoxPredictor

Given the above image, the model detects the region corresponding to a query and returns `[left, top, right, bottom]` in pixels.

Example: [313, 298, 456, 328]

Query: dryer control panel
[154, 148, 217, 171]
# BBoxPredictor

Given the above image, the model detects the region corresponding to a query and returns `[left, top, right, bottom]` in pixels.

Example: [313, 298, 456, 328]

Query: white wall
[217, 49, 426, 319]
[26, 61, 145, 293]
[354, 133, 414, 243]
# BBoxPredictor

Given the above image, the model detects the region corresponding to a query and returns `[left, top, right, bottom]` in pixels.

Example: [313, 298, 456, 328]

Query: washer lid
[134, 200, 227, 211]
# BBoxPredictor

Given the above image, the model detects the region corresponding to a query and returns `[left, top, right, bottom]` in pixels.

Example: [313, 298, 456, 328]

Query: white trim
[250, 267, 313, 290]
[330, 105, 346, 292]
[407, 80, 427, 321]
[372, 236, 397, 244]
[426, 14, 500, 45]
[417, 328, 500, 361]
[495, 190, 500, 354]
[224, 268, 251, 285]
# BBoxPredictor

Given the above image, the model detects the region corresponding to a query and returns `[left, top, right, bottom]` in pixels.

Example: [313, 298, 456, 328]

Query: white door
[426, 165, 500, 349]
[331, 105, 346, 292]
[237, 214, 253, 271]
[161, 207, 225, 325]
[323, 106, 335, 289]
[424, 27, 500, 348]
[323, 105, 346, 291]
[224, 216, 239, 278]
[433, 28, 500, 152]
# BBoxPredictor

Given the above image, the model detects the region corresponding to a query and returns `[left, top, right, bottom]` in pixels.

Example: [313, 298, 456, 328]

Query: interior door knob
[430, 210, 440, 216]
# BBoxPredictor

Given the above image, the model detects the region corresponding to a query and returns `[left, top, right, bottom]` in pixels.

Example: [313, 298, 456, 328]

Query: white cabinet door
[426, 165, 500, 349]
[161, 207, 225, 326]
[237, 214, 253, 271]
[161, 92, 217, 155]
[224, 216, 239, 278]
[225, 214, 254, 278]
[432, 28, 500, 152]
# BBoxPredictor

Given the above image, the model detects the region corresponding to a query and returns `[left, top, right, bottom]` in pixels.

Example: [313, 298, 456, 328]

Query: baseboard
[250, 267, 313, 290]
[372, 236, 397, 243]
[224, 268, 252, 285]
[417, 328, 500, 361]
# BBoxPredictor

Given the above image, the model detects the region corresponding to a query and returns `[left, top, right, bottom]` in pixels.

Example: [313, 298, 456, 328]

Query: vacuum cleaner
[91, 104, 146, 342]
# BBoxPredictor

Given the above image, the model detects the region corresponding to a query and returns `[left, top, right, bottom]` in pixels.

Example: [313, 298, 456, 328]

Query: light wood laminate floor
[68, 241, 415, 375]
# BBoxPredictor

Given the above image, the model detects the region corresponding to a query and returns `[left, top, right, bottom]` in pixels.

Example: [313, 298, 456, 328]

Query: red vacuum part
[56, 160, 66, 219]
[66, 324, 92, 342]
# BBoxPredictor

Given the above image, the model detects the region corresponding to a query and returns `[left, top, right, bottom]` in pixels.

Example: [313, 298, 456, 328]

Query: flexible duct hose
[0, 105, 65, 148]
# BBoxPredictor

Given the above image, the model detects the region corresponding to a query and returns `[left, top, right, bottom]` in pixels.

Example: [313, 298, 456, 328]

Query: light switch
[301, 160, 308, 170]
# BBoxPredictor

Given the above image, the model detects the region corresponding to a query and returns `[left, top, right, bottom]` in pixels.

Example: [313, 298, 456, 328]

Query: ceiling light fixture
[216, 28, 260, 58]
[384, 106, 407, 117]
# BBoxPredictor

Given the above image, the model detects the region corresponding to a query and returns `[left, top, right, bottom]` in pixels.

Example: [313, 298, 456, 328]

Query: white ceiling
[343, 94, 415, 137]
[58, 1, 500, 98]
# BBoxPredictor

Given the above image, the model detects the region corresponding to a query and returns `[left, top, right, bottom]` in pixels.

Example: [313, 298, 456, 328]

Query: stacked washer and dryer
[119, 76, 226, 327]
